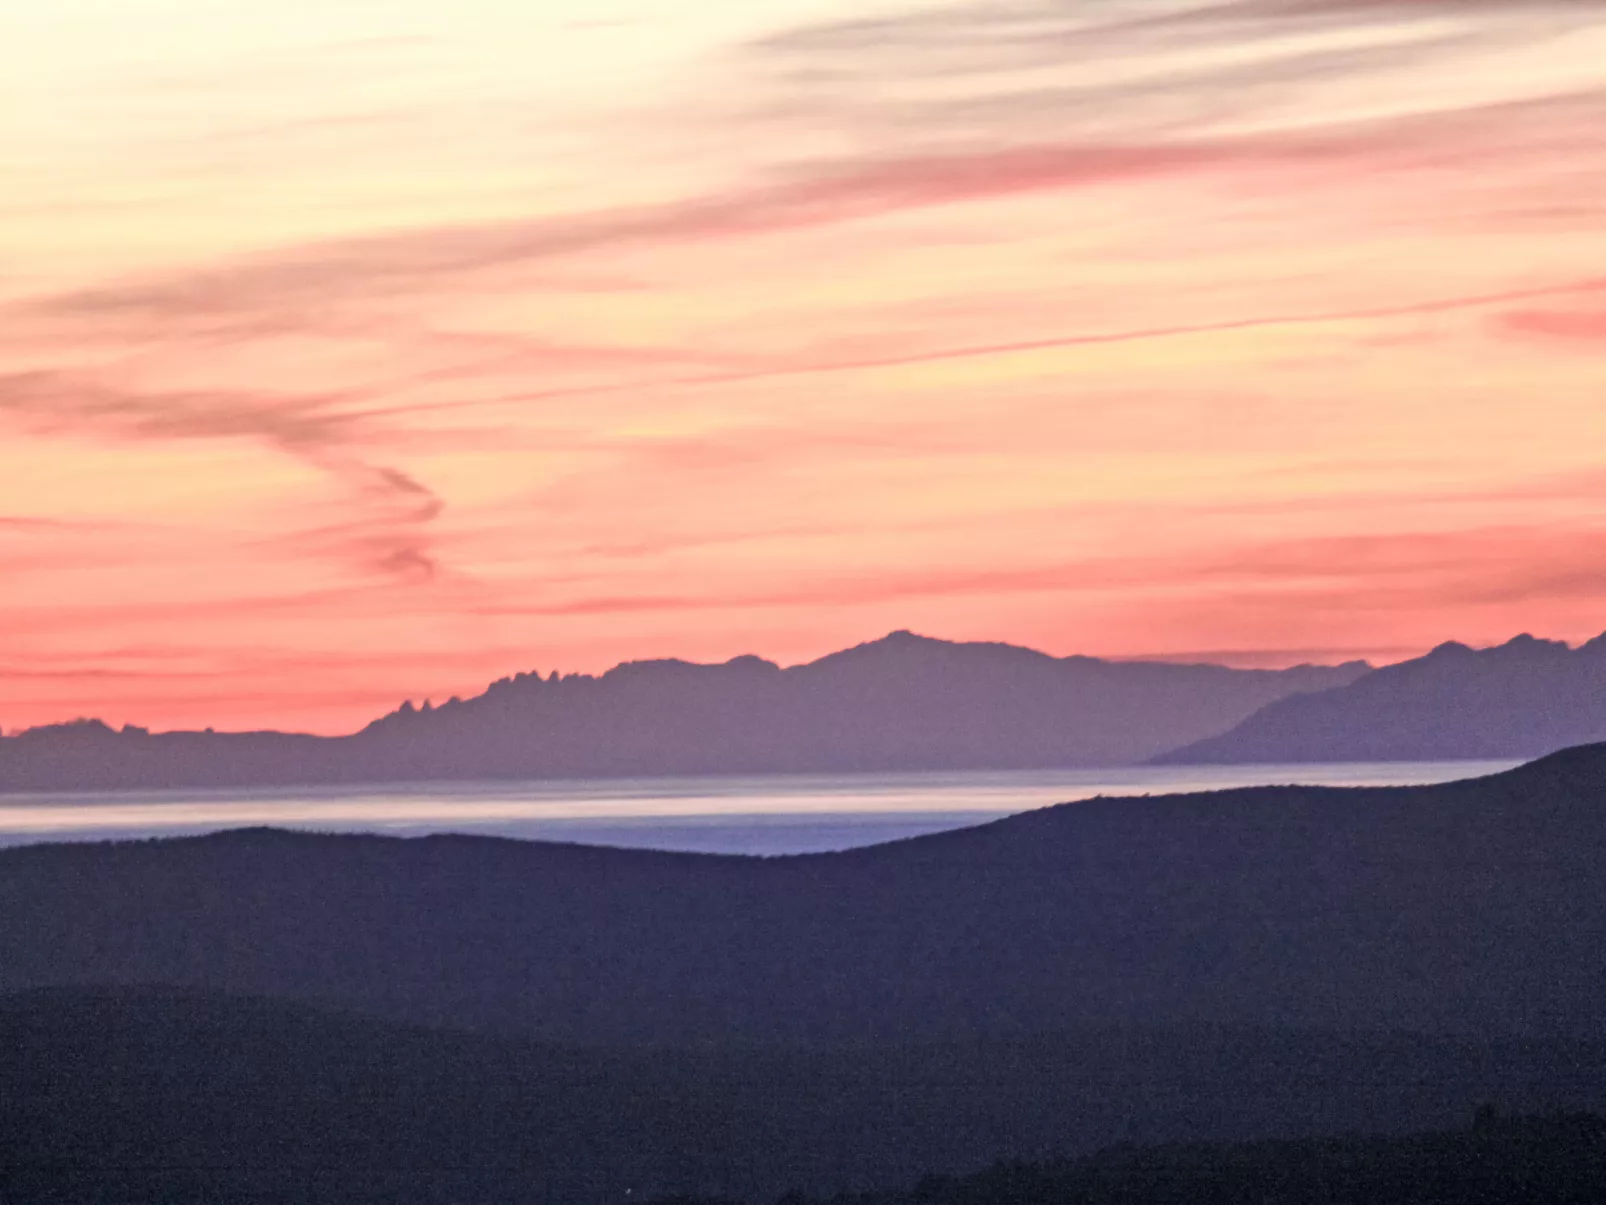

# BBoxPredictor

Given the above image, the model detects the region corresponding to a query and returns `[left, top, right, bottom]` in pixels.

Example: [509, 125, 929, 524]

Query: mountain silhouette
[1157, 632, 1606, 764]
[0, 631, 1366, 791]
[2, 745, 1603, 1045]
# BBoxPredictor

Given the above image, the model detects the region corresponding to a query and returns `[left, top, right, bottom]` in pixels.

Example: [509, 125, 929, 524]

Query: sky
[4, 0, 1606, 734]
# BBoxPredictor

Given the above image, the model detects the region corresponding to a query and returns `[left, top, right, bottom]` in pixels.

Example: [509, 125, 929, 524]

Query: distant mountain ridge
[1158, 631, 1606, 764]
[0, 630, 1367, 791]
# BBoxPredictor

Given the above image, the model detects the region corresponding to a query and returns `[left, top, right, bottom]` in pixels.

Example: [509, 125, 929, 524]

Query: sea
[0, 760, 1520, 855]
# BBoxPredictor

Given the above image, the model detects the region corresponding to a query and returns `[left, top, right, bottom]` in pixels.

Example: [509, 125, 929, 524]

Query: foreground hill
[1158, 632, 1606, 764]
[0, 631, 1365, 791]
[3, 987, 1604, 1204]
[1, 746, 1603, 1044]
[661, 1113, 1606, 1205]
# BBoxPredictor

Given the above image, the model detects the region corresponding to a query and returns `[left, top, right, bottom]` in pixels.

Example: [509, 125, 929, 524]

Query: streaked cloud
[1500, 308, 1606, 343]
[0, 371, 442, 581]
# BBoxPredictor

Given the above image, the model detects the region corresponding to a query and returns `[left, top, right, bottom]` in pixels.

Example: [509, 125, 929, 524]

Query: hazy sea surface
[0, 761, 1519, 855]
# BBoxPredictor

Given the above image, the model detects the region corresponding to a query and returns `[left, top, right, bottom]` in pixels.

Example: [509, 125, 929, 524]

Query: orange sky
[4, 0, 1606, 734]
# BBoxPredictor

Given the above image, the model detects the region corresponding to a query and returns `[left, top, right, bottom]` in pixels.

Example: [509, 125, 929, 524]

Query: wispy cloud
[1499, 308, 1606, 343]
[0, 515, 78, 530]
[0, 371, 443, 581]
[0, 370, 355, 450]
[379, 273, 1606, 419]
[14, 87, 1600, 365]
[6, 136, 1347, 335]
[463, 522, 1606, 621]
[744, 0, 1602, 142]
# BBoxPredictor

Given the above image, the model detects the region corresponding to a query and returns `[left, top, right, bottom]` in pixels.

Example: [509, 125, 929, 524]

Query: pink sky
[4, 0, 1606, 734]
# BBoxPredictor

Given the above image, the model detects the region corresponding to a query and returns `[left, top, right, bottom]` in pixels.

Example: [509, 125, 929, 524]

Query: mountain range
[1161, 632, 1606, 764]
[10, 628, 1606, 793]
[0, 630, 1365, 791]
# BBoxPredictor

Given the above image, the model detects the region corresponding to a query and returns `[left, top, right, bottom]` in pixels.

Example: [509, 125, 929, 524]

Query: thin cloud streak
[745, 0, 1602, 147]
[389, 274, 1606, 419]
[1500, 308, 1606, 343]
[9, 135, 1360, 332]
[463, 524, 1606, 620]
[0, 371, 444, 582]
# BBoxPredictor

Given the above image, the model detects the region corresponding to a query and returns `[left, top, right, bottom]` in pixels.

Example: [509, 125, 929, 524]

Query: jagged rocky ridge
[0, 631, 1365, 790]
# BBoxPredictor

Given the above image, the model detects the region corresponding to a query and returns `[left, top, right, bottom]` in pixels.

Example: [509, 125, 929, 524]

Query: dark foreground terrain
[653, 1112, 1606, 1205]
[3, 744, 1604, 1042]
[2, 745, 1604, 1201]
[2, 988, 1604, 1204]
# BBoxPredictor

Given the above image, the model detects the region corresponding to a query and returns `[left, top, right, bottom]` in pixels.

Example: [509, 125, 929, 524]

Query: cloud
[461, 521, 1606, 623]
[0, 582, 372, 641]
[39, 57, 1569, 350]
[1116, 645, 1399, 668]
[0, 371, 442, 582]
[9, 137, 1331, 335]
[1499, 308, 1606, 343]
[268, 462, 446, 583]
[15, 80, 1600, 363]
[755, 0, 1594, 66]
[0, 369, 348, 444]
[748, 275, 1606, 376]
[745, 0, 1601, 136]
[0, 515, 77, 530]
[386, 273, 1606, 420]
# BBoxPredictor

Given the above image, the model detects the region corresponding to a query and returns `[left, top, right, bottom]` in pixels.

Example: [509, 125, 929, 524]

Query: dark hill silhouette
[1, 746, 1603, 1044]
[653, 1112, 1606, 1205]
[3, 987, 1604, 1204]
[1157, 631, 1606, 764]
[0, 631, 1367, 791]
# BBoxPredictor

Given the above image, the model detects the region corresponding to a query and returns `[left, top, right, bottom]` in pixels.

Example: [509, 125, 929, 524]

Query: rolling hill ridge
[2, 743, 1603, 1044]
